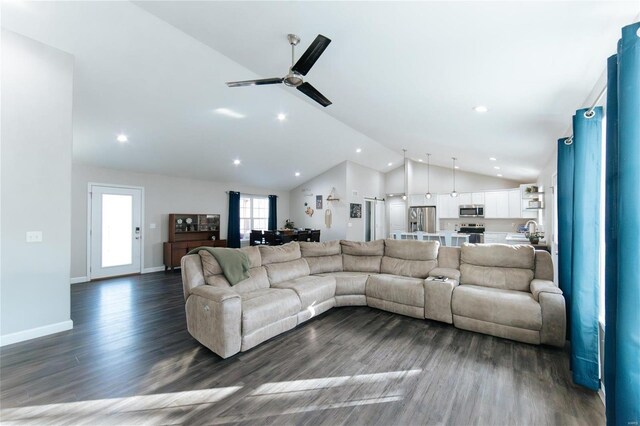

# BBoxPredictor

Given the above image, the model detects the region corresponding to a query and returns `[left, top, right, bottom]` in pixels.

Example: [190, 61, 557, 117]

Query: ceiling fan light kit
[226, 33, 332, 107]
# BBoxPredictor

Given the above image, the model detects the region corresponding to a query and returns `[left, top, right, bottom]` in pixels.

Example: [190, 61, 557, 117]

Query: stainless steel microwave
[459, 205, 485, 218]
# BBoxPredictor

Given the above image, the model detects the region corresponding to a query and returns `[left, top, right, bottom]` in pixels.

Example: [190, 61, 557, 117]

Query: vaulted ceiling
[3, 1, 637, 189]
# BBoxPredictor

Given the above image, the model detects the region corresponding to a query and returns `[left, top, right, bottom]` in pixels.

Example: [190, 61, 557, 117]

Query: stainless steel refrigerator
[408, 206, 436, 233]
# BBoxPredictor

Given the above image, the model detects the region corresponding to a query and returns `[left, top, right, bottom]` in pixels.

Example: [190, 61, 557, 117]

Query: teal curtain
[227, 191, 241, 248]
[268, 195, 277, 230]
[605, 22, 640, 425]
[570, 106, 603, 390]
[557, 137, 574, 333]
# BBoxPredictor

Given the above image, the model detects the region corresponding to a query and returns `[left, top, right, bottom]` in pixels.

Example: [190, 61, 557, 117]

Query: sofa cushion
[316, 271, 372, 296]
[459, 263, 534, 292]
[304, 255, 343, 275]
[259, 242, 301, 265]
[366, 274, 425, 308]
[437, 246, 461, 270]
[461, 243, 535, 269]
[240, 288, 301, 334]
[452, 285, 542, 331]
[241, 246, 262, 268]
[299, 240, 341, 257]
[272, 275, 336, 309]
[534, 250, 554, 281]
[264, 258, 310, 285]
[343, 254, 381, 273]
[384, 239, 439, 261]
[380, 256, 436, 279]
[340, 240, 384, 256]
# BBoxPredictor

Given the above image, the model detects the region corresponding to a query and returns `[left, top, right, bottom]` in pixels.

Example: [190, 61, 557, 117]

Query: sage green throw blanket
[188, 247, 250, 285]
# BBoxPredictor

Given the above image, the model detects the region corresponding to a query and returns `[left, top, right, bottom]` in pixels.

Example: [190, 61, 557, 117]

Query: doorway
[88, 184, 143, 280]
[364, 198, 385, 241]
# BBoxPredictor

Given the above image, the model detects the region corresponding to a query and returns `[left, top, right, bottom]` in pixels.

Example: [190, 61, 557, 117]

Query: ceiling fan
[226, 34, 332, 107]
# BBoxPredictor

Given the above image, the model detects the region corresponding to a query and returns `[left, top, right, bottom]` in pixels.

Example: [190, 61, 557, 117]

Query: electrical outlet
[26, 231, 43, 243]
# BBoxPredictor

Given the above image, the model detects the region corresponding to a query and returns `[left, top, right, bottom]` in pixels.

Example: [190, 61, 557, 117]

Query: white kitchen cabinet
[485, 191, 509, 218]
[436, 194, 458, 218]
[472, 192, 485, 205]
[508, 189, 522, 218]
[458, 193, 472, 206]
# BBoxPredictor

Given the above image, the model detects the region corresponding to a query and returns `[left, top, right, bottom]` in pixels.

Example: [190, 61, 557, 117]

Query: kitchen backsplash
[439, 219, 527, 232]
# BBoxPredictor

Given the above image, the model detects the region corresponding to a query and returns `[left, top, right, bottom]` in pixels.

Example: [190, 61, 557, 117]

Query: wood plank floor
[0, 272, 604, 425]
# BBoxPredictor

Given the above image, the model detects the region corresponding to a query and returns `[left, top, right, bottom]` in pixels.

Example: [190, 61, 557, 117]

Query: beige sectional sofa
[181, 239, 565, 358]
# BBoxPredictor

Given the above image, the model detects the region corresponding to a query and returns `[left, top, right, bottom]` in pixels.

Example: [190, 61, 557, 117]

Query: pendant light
[450, 157, 458, 198]
[401, 149, 408, 201]
[425, 153, 432, 199]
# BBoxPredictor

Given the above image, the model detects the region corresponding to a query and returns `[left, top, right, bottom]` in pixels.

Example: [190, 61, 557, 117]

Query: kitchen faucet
[525, 220, 538, 234]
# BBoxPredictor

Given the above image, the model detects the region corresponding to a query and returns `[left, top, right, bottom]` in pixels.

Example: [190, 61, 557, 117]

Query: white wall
[386, 160, 523, 195]
[289, 162, 348, 242]
[71, 163, 290, 279]
[345, 162, 385, 241]
[1, 31, 74, 344]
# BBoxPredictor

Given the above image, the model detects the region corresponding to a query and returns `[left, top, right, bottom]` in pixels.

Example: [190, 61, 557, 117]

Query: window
[240, 196, 269, 240]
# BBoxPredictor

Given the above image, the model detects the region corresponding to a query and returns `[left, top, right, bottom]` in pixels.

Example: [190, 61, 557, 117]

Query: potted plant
[526, 231, 543, 244]
[284, 219, 295, 230]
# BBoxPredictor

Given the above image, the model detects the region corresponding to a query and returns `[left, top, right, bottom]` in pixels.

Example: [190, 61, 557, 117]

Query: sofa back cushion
[384, 239, 439, 260]
[198, 249, 269, 293]
[340, 240, 384, 256]
[340, 240, 384, 273]
[259, 242, 310, 284]
[460, 244, 535, 291]
[299, 240, 344, 274]
[534, 250, 554, 281]
[379, 239, 438, 278]
[259, 241, 301, 264]
[437, 246, 461, 269]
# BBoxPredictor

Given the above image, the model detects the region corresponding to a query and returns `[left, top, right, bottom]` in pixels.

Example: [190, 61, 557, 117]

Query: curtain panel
[227, 191, 241, 248]
[605, 22, 640, 425]
[268, 195, 277, 230]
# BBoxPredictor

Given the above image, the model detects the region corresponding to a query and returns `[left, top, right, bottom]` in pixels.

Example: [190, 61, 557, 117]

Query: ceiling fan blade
[226, 78, 283, 87]
[297, 82, 332, 107]
[291, 34, 331, 76]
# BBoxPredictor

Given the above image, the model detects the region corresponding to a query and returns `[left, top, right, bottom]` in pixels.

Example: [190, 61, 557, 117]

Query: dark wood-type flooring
[0, 272, 604, 425]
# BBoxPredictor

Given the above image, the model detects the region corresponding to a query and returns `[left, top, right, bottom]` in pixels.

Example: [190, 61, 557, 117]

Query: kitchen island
[391, 231, 470, 247]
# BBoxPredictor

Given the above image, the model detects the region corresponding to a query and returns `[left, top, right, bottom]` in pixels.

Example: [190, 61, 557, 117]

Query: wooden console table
[163, 213, 226, 271]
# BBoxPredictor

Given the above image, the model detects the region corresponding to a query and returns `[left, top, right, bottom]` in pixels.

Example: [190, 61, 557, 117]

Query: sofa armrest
[424, 277, 459, 324]
[191, 285, 240, 303]
[185, 286, 241, 358]
[181, 254, 205, 302]
[530, 279, 562, 302]
[539, 292, 566, 347]
[428, 267, 461, 281]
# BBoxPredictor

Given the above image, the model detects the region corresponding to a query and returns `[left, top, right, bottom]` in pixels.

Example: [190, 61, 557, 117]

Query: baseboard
[70, 276, 89, 284]
[0, 320, 73, 347]
[142, 266, 165, 274]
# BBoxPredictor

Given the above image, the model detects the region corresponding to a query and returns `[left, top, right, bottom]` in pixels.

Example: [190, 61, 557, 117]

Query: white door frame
[87, 183, 145, 280]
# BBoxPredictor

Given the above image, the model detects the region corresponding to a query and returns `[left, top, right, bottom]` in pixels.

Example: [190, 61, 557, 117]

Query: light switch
[149, 223, 156, 229]
[26, 231, 43, 243]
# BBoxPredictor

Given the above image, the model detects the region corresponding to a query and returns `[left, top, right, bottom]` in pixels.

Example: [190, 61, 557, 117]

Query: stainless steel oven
[459, 205, 485, 218]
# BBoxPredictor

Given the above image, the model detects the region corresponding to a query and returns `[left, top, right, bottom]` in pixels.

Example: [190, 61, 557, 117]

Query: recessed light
[295, 172, 301, 177]
[277, 113, 286, 121]
[116, 134, 128, 143]
[233, 159, 241, 166]
[356, 148, 362, 153]
[387, 162, 393, 166]
[474, 105, 489, 113]
[418, 159, 423, 162]
[494, 166, 500, 170]
[497, 173, 503, 177]
[489, 157, 497, 161]
[389, 194, 394, 197]
[454, 165, 459, 169]
[214, 108, 245, 119]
